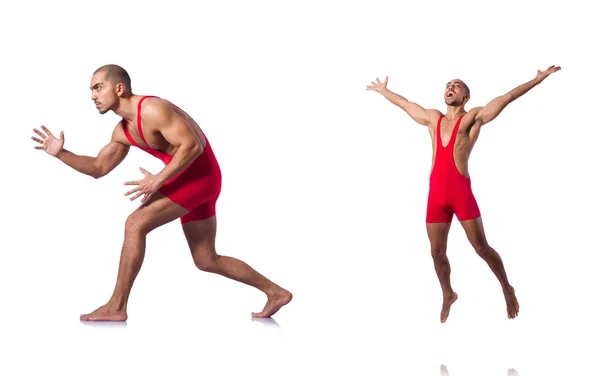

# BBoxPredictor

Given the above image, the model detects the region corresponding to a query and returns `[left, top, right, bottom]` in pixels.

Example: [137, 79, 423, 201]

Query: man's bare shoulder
[466, 107, 483, 116]
[461, 107, 484, 128]
[140, 97, 175, 126]
[425, 108, 443, 127]
[426, 108, 443, 116]
[110, 120, 131, 145]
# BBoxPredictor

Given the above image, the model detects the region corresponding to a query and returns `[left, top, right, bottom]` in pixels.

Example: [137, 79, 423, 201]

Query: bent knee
[125, 213, 153, 234]
[193, 252, 219, 272]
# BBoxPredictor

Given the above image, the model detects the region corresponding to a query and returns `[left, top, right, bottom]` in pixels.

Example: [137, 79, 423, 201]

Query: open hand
[31, 126, 64, 157]
[366, 76, 389, 92]
[124, 167, 163, 205]
[537, 65, 561, 82]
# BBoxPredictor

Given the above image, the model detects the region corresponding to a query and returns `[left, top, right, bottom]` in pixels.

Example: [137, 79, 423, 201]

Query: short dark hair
[94, 64, 132, 94]
[454, 79, 470, 96]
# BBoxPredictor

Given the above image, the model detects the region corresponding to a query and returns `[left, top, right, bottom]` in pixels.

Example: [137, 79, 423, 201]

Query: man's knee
[125, 212, 153, 235]
[193, 250, 219, 272]
[472, 241, 490, 256]
[430, 244, 447, 259]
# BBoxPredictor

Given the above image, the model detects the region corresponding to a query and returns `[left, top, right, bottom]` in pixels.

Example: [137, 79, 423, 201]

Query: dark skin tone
[367, 65, 561, 322]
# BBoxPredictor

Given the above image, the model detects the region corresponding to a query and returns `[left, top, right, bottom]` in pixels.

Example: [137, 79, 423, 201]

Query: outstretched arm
[58, 141, 129, 179]
[367, 76, 438, 126]
[32, 124, 130, 179]
[474, 65, 561, 126]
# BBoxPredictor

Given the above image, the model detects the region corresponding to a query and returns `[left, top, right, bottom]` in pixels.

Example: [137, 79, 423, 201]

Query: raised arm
[367, 76, 439, 126]
[32, 123, 130, 179]
[473, 65, 561, 126]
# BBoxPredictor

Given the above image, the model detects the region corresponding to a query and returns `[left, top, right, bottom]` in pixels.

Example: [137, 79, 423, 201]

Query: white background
[1, 0, 598, 375]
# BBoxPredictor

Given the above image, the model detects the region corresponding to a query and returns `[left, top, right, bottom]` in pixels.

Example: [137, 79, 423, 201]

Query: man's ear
[116, 82, 126, 97]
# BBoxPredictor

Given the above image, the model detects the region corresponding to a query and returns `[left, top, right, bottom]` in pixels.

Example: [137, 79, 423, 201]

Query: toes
[252, 308, 266, 317]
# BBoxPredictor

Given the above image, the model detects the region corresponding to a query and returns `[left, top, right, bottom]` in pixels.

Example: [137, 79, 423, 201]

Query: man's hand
[31, 126, 64, 157]
[536, 65, 561, 82]
[473, 65, 562, 127]
[124, 167, 163, 205]
[366, 76, 389, 93]
[367, 76, 434, 126]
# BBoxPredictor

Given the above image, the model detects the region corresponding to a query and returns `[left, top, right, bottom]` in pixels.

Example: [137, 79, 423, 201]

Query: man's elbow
[187, 141, 203, 158]
[92, 168, 107, 179]
[504, 92, 516, 103]
[90, 162, 105, 179]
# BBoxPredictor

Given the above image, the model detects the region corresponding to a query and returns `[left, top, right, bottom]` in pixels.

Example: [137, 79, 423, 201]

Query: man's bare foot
[80, 304, 128, 322]
[441, 292, 458, 323]
[251, 288, 293, 318]
[504, 286, 519, 319]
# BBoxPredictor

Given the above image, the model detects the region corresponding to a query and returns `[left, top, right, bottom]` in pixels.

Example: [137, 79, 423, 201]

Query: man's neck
[445, 105, 466, 120]
[112, 94, 138, 122]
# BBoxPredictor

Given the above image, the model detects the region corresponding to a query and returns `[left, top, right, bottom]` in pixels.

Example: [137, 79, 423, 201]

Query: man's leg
[80, 192, 188, 321]
[182, 216, 292, 318]
[459, 217, 519, 319]
[427, 222, 457, 323]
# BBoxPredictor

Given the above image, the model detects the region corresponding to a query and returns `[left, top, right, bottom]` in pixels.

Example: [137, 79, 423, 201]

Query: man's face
[89, 72, 118, 114]
[444, 79, 469, 106]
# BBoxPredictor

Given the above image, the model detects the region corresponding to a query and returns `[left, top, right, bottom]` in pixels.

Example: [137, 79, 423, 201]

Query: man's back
[118, 95, 209, 158]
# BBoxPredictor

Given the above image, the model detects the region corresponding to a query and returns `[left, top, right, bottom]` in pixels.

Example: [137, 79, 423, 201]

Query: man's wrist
[55, 148, 66, 159]
[535, 75, 545, 85]
[154, 172, 168, 186]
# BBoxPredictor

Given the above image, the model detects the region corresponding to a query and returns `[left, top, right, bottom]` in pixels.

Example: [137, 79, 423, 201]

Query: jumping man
[367, 65, 561, 322]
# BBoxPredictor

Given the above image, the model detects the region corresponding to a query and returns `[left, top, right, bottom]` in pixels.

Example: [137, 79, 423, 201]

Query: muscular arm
[144, 100, 202, 185]
[56, 125, 130, 179]
[474, 68, 558, 126]
[368, 77, 438, 126]
[379, 87, 437, 126]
